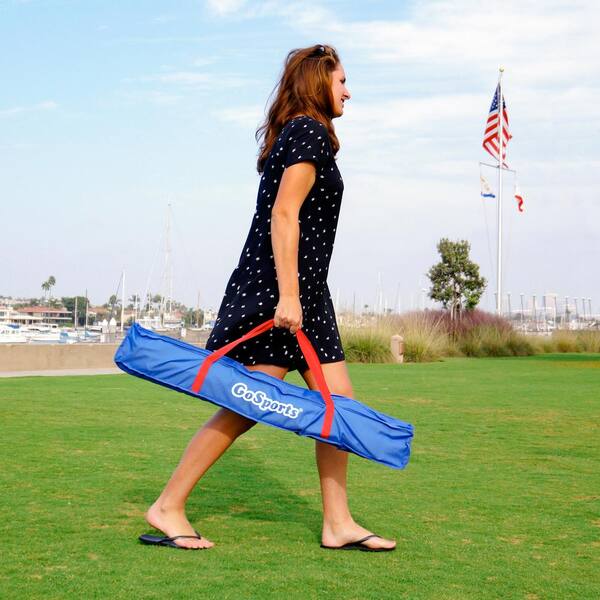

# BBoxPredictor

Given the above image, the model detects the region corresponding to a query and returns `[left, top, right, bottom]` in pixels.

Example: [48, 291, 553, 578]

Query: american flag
[483, 84, 512, 166]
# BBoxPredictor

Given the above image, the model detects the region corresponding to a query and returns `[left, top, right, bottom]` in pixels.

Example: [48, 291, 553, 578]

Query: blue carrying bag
[113, 319, 414, 469]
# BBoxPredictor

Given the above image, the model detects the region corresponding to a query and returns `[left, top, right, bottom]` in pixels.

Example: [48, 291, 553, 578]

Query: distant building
[0, 306, 43, 325]
[88, 306, 110, 323]
[202, 308, 218, 329]
[0, 296, 34, 308]
[16, 306, 72, 325]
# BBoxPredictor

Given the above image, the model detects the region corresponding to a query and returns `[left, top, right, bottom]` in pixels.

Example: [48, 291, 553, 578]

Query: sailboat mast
[167, 205, 173, 316]
[160, 203, 172, 326]
[120, 270, 125, 333]
[85, 288, 89, 332]
[196, 290, 201, 328]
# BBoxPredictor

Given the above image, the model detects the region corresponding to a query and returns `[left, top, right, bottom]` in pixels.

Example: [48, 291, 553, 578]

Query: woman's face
[330, 63, 351, 118]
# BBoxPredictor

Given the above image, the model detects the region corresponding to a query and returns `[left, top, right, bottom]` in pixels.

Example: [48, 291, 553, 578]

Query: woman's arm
[270, 162, 316, 333]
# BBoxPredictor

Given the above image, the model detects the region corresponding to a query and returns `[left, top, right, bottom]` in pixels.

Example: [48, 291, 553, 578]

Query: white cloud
[117, 90, 183, 106]
[146, 71, 212, 85]
[0, 100, 57, 118]
[223, 1, 600, 93]
[151, 14, 177, 24]
[192, 57, 216, 67]
[246, 0, 333, 27]
[206, 0, 247, 16]
[105, 35, 206, 45]
[213, 104, 263, 128]
[205, 0, 332, 26]
[128, 69, 256, 94]
[332, 1, 599, 90]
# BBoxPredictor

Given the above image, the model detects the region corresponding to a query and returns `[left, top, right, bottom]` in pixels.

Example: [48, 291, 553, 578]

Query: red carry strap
[295, 327, 335, 439]
[190, 319, 274, 394]
[190, 318, 335, 438]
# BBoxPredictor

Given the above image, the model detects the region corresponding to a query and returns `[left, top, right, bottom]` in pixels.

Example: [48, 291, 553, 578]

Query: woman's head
[256, 44, 350, 173]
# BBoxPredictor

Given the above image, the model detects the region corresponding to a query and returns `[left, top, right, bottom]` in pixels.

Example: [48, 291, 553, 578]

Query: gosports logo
[231, 382, 303, 419]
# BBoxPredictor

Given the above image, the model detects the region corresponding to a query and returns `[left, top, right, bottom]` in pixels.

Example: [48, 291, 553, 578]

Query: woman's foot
[145, 500, 214, 549]
[321, 519, 396, 550]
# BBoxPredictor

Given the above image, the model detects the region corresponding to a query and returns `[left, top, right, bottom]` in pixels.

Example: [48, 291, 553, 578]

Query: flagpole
[496, 66, 505, 315]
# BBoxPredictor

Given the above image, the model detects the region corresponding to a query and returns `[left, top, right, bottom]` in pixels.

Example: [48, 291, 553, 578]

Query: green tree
[61, 296, 88, 326]
[183, 307, 204, 327]
[427, 238, 487, 320]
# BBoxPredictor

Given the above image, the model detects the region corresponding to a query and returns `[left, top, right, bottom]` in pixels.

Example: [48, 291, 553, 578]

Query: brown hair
[255, 44, 341, 174]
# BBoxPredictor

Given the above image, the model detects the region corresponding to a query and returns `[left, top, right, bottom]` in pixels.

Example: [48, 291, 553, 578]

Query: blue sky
[1, 0, 598, 314]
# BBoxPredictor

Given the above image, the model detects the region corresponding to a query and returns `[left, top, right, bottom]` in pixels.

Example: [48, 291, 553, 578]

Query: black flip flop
[139, 531, 206, 550]
[320, 534, 396, 552]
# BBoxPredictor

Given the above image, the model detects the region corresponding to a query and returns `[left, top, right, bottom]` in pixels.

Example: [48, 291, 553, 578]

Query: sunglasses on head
[310, 45, 333, 58]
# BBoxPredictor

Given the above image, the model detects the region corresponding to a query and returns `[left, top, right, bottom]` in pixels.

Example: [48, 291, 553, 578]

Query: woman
[142, 44, 396, 551]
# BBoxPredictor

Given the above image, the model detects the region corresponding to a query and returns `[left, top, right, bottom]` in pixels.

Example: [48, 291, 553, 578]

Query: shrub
[575, 330, 600, 352]
[339, 323, 395, 364]
[528, 336, 557, 354]
[396, 311, 453, 362]
[552, 329, 578, 352]
[438, 308, 513, 338]
[337, 309, 596, 364]
[459, 325, 506, 357]
[340, 312, 453, 363]
[506, 333, 537, 356]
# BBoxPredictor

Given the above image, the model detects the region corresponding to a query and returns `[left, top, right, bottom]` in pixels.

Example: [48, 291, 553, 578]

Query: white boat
[0, 324, 28, 343]
[25, 323, 60, 334]
[21, 323, 62, 342]
[59, 330, 80, 344]
[28, 331, 62, 343]
[79, 330, 101, 341]
[56, 329, 101, 344]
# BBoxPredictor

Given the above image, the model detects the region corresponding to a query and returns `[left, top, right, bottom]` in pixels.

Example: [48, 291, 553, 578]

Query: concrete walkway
[0, 368, 124, 378]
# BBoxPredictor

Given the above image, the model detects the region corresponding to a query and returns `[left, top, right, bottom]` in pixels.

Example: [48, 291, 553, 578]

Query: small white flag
[480, 175, 495, 198]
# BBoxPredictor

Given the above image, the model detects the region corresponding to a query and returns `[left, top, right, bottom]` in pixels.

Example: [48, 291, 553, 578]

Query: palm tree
[47, 276, 56, 301]
[41, 280, 50, 302]
[128, 293, 139, 305]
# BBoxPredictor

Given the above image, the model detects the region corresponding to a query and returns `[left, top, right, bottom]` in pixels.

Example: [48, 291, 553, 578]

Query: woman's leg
[145, 363, 289, 549]
[301, 361, 396, 550]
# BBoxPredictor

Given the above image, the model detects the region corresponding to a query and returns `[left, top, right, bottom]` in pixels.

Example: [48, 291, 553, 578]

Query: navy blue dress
[205, 115, 345, 373]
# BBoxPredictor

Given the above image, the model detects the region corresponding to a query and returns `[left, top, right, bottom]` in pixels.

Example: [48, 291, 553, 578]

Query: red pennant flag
[515, 184, 524, 212]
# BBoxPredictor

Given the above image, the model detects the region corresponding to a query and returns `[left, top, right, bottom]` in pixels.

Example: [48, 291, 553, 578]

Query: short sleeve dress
[205, 115, 345, 374]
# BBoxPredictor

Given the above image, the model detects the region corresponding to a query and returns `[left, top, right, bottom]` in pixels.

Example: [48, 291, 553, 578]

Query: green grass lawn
[1, 354, 599, 599]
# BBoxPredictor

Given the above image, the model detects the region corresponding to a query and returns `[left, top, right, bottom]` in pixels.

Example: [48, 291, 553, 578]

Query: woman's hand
[274, 294, 303, 334]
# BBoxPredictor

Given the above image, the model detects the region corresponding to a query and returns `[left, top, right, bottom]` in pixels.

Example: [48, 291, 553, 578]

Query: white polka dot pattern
[205, 116, 345, 373]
